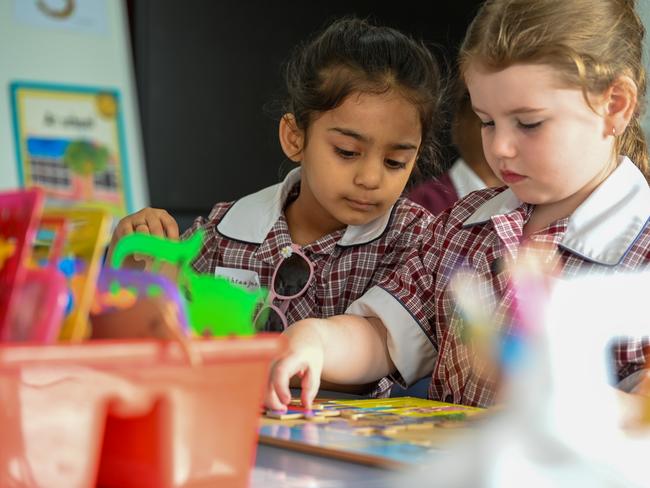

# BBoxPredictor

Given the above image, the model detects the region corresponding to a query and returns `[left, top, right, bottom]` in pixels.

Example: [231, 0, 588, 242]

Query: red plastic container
[0, 335, 284, 487]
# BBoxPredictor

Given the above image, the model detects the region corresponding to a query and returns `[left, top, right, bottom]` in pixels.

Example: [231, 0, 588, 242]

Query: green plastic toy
[110, 230, 265, 337]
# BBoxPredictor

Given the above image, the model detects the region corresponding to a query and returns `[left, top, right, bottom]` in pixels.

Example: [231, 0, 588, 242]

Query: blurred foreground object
[0, 336, 285, 487]
[394, 269, 650, 487]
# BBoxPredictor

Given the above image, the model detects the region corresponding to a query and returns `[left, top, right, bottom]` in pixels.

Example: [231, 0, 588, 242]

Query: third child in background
[408, 83, 501, 214]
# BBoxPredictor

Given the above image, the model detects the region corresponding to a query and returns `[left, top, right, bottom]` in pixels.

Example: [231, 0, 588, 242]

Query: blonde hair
[459, 0, 649, 177]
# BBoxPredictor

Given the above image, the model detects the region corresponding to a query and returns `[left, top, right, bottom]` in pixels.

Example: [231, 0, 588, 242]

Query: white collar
[217, 167, 395, 246]
[448, 158, 487, 199]
[463, 157, 650, 265]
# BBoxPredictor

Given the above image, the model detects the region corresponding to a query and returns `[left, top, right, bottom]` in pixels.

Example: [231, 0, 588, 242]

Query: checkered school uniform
[182, 168, 435, 328]
[348, 157, 650, 407]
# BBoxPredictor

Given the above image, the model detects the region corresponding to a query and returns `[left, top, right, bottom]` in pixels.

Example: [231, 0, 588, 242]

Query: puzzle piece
[289, 398, 325, 410]
[265, 409, 305, 420]
[265, 406, 342, 420]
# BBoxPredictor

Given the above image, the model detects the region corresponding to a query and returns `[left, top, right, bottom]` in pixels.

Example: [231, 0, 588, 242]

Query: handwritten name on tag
[214, 266, 261, 292]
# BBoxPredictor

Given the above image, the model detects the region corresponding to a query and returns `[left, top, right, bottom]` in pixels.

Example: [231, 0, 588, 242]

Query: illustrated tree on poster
[63, 140, 109, 200]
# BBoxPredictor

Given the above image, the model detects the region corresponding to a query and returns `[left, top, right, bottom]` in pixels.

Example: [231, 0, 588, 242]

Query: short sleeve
[346, 213, 449, 385]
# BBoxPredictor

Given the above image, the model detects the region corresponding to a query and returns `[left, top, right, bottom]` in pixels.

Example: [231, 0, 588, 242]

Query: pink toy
[0, 189, 43, 338]
[0, 189, 68, 342]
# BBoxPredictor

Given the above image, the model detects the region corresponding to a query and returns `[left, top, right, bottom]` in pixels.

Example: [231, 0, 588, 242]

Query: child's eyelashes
[479, 120, 543, 130]
[334, 147, 359, 159]
[333, 146, 407, 170]
[518, 121, 542, 130]
[385, 160, 407, 170]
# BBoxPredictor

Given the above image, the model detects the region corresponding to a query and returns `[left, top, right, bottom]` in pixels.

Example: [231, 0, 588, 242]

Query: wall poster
[11, 81, 133, 220]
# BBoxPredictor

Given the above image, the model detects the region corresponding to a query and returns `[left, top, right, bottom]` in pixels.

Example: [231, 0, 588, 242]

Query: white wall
[0, 0, 147, 211]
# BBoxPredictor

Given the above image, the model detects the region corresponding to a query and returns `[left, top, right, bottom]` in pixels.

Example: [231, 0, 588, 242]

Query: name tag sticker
[214, 266, 261, 292]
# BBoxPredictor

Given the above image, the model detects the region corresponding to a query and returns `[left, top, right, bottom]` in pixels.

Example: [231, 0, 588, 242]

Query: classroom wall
[0, 0, 147, 213]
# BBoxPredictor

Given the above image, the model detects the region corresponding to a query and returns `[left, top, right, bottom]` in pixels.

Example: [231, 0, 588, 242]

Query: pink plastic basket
[0, 188, 43, 339]
[0, 335, 284, 487]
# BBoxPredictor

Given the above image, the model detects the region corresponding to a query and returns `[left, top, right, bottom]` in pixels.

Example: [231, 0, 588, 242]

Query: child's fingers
[141, 211, 168, 237]
[107, 208, 166, 266]
[300, 365, 321, 409]
[264, 382, 287, 411]
[142, 216, 164, 236]
[134, 222, 151, 235]
[116, 224, 134, 238]
[133, 253, 151, 263]
[106, 221, 134, 264]
[125, 209, 151, 229]
[160, 212, 180, 239]
[122, 209, 158, 234]
[134, 209, 178, 239]
[270, 356, 304, 406]
[129, 219, 151, 262]
[110, 217, 135, 244]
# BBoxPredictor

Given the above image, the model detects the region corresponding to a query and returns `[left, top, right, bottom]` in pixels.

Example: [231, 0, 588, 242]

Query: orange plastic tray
[0, 335, 285, 487]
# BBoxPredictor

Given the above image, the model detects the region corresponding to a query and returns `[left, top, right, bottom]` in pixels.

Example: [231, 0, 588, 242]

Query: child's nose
[488, 127, 517, 159]
[353, 158, 382, 189]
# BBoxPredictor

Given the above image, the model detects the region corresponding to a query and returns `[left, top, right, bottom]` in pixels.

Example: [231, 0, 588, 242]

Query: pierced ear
[603, 75, 638, 137]
[278, 114, 304, 163]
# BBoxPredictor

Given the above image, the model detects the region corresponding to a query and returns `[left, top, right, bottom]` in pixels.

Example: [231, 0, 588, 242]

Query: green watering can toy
[110, 230, 266, 337]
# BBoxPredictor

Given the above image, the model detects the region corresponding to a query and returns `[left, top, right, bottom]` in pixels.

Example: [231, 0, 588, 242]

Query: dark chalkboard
[128, 0, 482, 230]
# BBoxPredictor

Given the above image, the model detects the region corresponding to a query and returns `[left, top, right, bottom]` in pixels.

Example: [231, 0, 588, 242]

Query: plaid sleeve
[611, 336, 650, 382]
[180, 202, 233, 274]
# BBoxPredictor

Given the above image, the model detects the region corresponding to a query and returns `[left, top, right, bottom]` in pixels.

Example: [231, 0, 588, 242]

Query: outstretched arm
[265, 314, 395, 411]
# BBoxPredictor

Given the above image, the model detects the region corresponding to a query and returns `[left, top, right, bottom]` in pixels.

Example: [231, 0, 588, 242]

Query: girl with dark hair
[108, 18, 444, 378]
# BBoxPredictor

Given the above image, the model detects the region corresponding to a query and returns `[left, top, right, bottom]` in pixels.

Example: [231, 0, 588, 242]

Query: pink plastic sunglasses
[254, 244, 314, 332]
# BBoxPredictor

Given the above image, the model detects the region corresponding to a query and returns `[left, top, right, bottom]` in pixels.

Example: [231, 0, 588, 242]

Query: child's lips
[345, 197, 378, 211]
[500, 170, 526, 184]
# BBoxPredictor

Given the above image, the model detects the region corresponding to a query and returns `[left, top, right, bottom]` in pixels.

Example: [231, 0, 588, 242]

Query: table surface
[249, 389, 421, 488]
[251, 443, 400, 488]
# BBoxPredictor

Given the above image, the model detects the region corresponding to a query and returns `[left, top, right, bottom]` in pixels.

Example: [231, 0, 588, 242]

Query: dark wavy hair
[282, 17, 444, 182]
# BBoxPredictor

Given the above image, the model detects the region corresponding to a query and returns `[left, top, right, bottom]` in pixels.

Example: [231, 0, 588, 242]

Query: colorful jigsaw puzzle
[260, 397, 485, 468]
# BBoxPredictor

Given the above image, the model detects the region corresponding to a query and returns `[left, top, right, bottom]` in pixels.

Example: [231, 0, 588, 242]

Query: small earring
[612, 127, 617, 136]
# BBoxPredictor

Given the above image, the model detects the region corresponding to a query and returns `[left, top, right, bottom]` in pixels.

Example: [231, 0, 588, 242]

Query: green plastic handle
[110, 229, 203, 269]
[110, 229, 266, 336]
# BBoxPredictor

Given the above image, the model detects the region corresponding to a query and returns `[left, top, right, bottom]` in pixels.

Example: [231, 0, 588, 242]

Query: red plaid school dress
[349, 157, 650, 407]
[182, 168, 435, 327]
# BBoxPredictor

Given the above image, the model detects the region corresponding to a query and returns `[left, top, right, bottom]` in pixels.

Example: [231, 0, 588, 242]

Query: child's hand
[107, 208, 180, 268]
[620, 369, 650, 429]
[263, 315, 392, 411]
[264, 320, 325, 411]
